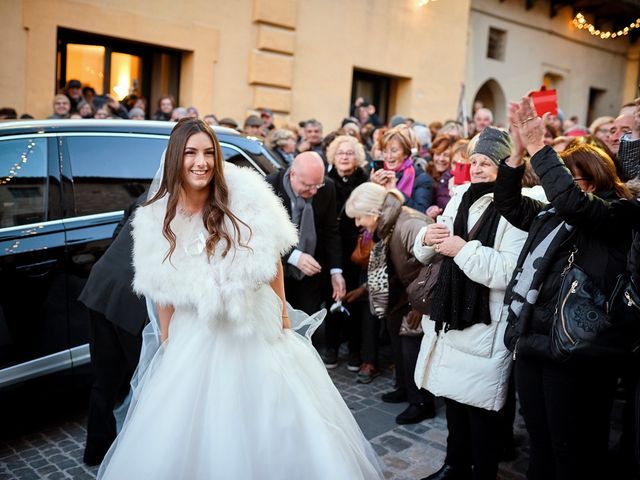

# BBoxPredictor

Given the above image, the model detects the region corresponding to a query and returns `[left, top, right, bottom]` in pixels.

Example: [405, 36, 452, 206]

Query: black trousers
[515, 356, 616, 480]
[401, 334, 435, 405]
[85, 310, 142, 462]
[387, 306, 406, 389]
[284, 274, 324, 316]
[325, 299, 363, 356]
[444, 398, 502, 480]
[361, 305, 381, 365]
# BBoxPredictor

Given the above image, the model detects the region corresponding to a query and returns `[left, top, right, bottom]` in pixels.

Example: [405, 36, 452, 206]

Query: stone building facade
[1, 0, 638, 127]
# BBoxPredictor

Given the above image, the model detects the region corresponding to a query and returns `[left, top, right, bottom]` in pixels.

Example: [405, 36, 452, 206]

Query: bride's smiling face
[182, 132, 215, 194]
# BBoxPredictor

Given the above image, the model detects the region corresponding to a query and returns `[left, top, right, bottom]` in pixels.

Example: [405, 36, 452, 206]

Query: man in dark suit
[80, 196, 147, 466]
[266, 152, 345, 315]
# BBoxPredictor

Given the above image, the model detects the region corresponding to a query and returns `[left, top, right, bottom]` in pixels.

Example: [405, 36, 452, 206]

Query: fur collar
[131, 164, 298, 334]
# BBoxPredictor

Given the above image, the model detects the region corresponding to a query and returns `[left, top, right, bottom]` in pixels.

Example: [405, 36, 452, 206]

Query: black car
[0, 119, 283, 389]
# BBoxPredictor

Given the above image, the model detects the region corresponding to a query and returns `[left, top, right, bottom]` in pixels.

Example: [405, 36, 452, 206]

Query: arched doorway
[472, 79, 507, 127]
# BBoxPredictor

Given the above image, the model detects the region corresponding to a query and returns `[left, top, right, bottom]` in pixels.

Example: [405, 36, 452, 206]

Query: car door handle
[71, 253, 95, 266]
[15, 259, 59, 277]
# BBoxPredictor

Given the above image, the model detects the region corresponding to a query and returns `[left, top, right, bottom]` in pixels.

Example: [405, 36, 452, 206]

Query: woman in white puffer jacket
[414, 127, 528, 480]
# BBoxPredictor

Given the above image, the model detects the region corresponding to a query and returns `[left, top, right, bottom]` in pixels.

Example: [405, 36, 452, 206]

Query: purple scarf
[391, 156, 416, 200]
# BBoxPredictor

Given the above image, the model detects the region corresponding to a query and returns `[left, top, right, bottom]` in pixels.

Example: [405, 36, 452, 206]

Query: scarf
[277, 148, 295, 166]
[506, 208, 574, 336]
[367, 234, 392, 318]
[283, 168, 316, 280]
[430, 182, 502, 332]
[392, 156, 416, 200]
[367, 193, 403, 317]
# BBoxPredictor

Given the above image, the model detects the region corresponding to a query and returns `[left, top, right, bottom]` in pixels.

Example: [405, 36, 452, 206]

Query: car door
[60, 133, 168, 366]
[0, 135, 68, 387]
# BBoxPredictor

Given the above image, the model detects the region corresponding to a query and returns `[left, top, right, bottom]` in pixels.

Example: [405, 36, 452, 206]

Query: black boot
[420, 464, 472, 480]
[381, 388, 408, 403]
[395, 402, 435, 425]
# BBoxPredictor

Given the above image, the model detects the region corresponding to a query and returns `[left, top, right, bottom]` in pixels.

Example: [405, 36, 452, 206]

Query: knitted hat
[472, 126, 512, 165]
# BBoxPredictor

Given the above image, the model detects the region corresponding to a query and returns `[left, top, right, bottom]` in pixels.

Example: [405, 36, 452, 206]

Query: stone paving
[329, 363, 528, 480]
[0, 357, 529, 480]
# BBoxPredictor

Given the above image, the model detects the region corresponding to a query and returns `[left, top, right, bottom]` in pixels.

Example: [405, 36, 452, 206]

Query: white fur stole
[131, 164, 298, 334]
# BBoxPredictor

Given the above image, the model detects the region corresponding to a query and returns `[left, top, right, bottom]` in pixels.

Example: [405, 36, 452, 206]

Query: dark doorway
[351, 69, 391, 124]
[56, 28, 182, 116]
[587, 87, 607, 126]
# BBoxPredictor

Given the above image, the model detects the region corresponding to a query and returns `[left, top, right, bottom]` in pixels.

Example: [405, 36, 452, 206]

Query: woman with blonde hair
[371, 125, 433, 213]
[345, 182, 436, 424]
[322, 135, 370, 371]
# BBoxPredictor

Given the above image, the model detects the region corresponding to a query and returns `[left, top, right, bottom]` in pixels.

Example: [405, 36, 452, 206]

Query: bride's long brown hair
[147, 118, 251, 261]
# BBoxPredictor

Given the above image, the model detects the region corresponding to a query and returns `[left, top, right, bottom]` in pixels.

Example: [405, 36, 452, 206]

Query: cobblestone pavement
[329, 362, 528, 480]
[0, 355, 530, 480]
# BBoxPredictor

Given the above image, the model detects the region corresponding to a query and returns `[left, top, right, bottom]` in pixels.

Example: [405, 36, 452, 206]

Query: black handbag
[406, 255, 443, 315]
[407, 210, 488, 316]
[550, 248, 640, 362]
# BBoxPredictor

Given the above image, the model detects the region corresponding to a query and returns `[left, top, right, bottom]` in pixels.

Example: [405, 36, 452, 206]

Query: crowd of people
[253, 96, 640, 480]
[27, 79, 640, 479]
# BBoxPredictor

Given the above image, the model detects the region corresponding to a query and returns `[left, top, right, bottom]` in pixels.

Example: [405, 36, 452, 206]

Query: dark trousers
[361, 306, 381, 365]
[401, 334, 435, 405]
[444, 398, 502, 480]
[325, 300, 363, 356]
[284, 274, 324, 316]
[500, 372, 516, 446]
[85, 310, 142, 462]
[618, 364, 640, 477]
[515, 356, 616, 480]
[387, 306, 406, 389]
[387, 305, 434, 405]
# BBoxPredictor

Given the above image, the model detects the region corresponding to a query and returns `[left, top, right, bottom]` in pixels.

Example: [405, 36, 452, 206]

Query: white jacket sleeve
[453, 218, 527, 290]
[412, 225, 437, 265]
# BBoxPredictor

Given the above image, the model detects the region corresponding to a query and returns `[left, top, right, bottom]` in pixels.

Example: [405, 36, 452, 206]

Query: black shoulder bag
[550, 247, 640, 362]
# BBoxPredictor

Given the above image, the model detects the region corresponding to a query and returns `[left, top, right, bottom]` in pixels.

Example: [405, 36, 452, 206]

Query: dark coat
[266, 169, 342, 272]
[270, 148, 293, 168]
[397, 166, 432, 213]
[495, 146, 634, 358]
[78, 196, 147, 335]
[432, 170, 453, 209]
[328, 167, 369, 286]
[631, 231, 640, 285]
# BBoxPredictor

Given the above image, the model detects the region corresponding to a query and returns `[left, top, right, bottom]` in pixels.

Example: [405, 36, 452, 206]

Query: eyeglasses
[299, 180, 325, 191]
[573, 177, 591, 182]
[292, 171, 325, 191]
[336, 150, 355, 157]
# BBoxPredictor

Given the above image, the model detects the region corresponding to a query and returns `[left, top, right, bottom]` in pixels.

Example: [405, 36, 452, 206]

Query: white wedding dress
[97, 164, 383, 480]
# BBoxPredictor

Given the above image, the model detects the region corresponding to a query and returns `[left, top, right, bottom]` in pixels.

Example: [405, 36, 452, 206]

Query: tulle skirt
[97, 285, 383, 480]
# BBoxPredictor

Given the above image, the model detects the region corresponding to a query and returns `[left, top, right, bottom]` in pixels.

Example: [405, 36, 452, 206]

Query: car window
[66, 135, 167, 217]
[0, 138, 48, 228]
[221, 145, 256, 169]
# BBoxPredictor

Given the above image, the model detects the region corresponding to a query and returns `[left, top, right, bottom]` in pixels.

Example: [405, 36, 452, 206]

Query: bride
[97, 118, 383, 479]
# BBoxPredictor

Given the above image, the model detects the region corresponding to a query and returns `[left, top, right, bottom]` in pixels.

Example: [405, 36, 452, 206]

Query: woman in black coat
[322, 135, 370, 372]
[494, 96, 635, 480]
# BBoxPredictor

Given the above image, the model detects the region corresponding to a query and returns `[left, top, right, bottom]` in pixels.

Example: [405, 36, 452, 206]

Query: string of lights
[1, 140, 36, 185]
[572, 12, 640, 40]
